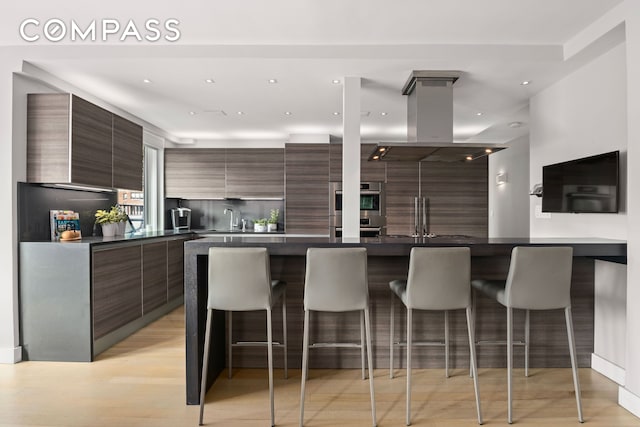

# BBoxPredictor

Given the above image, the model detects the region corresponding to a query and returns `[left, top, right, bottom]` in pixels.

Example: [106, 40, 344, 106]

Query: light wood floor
[1, 306, 638, 427]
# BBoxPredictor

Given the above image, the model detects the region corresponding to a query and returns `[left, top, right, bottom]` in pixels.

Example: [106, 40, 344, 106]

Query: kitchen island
[184, 235, 626, 404]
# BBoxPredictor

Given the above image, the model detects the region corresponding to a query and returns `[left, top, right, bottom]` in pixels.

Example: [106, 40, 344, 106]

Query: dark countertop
[185, 235, 627, 260]
[21, 230, 195, 246]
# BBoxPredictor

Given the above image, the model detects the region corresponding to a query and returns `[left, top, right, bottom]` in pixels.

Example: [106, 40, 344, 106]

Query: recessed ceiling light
[465, 155, 473, 161]
[372, 155, 380, 160]
[380, 112, 388, 116]
[284, 111, 292, 115]
[476, 112, 483, 116]
[332, 79, 341, 84]
[189, 111, 196, 116]
[205, 78, 215, 83]
[268, 79, 278, 84]
[333, 111, 341, 116]
[521, 80, 531, 85]
[509, 121, 523, 128]
[237, 111, 244, 115]
[143, 79, 152, 84]
[485, 148, 492, 153]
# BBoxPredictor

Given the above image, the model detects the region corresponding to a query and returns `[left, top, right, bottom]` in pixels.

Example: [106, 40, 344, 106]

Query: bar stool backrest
[207, 247, 272, 311]
[405, 247, 471, 310]
[505, 246, 573, 310]
[304, 247, 368, 312]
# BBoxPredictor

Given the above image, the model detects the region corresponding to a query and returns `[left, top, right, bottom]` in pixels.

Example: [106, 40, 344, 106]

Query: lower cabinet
[18, 234, 192, 362]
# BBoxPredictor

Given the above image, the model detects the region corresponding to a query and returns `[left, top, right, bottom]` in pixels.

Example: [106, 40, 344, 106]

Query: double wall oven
[330, 182, 386, 237]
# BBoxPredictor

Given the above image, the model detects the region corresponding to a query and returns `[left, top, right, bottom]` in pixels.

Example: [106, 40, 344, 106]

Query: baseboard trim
[592, 353, 625, 385]
[619, 387, 640, 419]
[0, 346, 22, 364]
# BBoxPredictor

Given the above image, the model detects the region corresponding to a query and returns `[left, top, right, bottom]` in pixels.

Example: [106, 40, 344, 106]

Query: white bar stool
[299, 247, 376, 427]
[471, 246, 583, 424]
[199, 247, 287, 427]
[389, 247, 482, 426]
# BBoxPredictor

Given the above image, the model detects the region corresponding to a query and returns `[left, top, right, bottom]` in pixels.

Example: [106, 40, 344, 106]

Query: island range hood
[369, 70, 505, 162]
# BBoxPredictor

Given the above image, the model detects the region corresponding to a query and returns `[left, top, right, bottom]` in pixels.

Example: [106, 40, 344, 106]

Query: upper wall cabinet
[164, 148, 226, 199]
[226, 148, 284, 199]
[27, 94, 143, 190]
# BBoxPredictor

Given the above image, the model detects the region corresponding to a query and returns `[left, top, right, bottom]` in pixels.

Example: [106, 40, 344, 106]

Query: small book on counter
[50, 210, 82, 241]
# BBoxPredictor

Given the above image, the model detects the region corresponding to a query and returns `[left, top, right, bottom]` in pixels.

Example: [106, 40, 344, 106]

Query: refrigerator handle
[413, 196, 419, 237]
[422, 197, 427, 237]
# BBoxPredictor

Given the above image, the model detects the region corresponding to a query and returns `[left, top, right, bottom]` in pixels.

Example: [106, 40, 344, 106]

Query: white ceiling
[8, 0, 624, 145]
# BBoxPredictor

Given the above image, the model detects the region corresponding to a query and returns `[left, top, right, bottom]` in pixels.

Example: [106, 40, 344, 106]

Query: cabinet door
[165, 149, 226, 198]
[27, 93, 71, 183]
[285, 144, 330, 234]
[71, 96, 113, 188]
[385, 162, 419, 236]
[226, 148, 284, 198]
[328, 143, 386, 183]
[93, 245, 142, 339]
[167, 238, 187, 301]
[143, 241, 168, 314]
[420, 157, 488, 237]
[112, 114, 143, 190]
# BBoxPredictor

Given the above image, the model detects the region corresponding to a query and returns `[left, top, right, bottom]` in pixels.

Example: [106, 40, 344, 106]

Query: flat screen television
[542, 150, 619, 213]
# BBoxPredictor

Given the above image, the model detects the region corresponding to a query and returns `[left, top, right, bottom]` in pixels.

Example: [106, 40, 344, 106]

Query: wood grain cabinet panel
[167, 238, 187, 301]
[285, 144, 330, 234]
[143, 242, 168, 314]
[226, 148, 284, 198]
[421, 157, 488, 237]
[93, 245, 142, 339]
[385, 162, 420, 236]
[165, 149, 226, 199]
[112, 114, 143, 190]
[70, 96, 113, 188]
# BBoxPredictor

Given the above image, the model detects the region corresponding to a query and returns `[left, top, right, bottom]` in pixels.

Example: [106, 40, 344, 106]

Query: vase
[101, 223, 118, 237]
[254, 224, 267, 232]
[267, 223, 277, 232]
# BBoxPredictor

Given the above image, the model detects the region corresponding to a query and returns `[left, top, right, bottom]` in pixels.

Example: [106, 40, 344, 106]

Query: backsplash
[165, 198, 285, 231]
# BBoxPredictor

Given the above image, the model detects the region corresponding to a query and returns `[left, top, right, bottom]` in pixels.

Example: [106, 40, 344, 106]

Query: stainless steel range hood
[369, 70, 505, 162]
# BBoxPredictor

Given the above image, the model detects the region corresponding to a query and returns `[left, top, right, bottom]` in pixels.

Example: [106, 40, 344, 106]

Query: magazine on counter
[50, 210, 81, 240]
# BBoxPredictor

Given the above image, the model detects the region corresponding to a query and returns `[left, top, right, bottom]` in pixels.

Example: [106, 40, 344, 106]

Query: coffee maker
[171, 207, 191, 231]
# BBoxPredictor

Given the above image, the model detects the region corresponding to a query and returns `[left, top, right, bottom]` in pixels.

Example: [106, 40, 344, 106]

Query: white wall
[488, 134, 530, 238]
[529, 40, 628, 376]
[530, 42, 627, 239]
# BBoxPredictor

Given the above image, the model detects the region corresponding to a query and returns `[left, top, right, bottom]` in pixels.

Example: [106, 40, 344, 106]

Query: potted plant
[254, 218, 268, 232]
[267, 209, 279, 232]
[95, 206, 128, 237]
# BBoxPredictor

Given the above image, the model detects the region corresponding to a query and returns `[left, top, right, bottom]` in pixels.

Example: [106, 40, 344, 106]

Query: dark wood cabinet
[421, 157, 488, 237]
[143, 242, 168, 314]
[226, 148, 284, 198]
[285, 143, 330, 234]
[27, 93, 143, 190]
[385, 162, 420, 236]
[112, 114, 143, 190]
[329, 143, 386, 183]
[164, 148, 226, 199]
[93, 245, 143, 339]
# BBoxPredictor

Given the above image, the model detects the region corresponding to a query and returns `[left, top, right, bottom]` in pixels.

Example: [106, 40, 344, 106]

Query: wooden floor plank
[0, 305, 638, 426]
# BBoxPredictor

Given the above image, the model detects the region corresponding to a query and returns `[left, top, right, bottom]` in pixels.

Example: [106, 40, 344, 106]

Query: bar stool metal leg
[565, 307, 584, 423]
[228, 311, 233, 379]
[283, 292, 288, 379]
[466, 307, 483, 425]
[299, 309, 310, 427]
[390, 292, 395, 379]
[444, 310, 450, 378]
[406, 308, 413, 426]
[524, 309, 530, 378]
[364, 307, 377, 427]
[507, 307, 513, 424]
[361, 311, 366, 380]
[199, 309, 213, 426]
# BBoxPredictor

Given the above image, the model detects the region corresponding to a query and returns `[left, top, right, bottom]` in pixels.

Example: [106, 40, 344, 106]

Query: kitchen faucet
[223, 208, 234, 231]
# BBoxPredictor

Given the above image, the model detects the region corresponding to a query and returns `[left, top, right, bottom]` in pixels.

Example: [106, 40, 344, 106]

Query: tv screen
[542, 151, 619, 213]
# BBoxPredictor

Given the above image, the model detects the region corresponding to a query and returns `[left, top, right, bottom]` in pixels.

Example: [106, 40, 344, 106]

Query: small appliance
[171, 207, 192, 231]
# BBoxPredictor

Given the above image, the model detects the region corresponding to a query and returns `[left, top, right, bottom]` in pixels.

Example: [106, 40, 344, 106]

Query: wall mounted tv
[542, 150, 619, 213]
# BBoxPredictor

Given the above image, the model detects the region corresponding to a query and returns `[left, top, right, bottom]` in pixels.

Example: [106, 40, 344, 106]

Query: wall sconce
[496, 172, 508, 186]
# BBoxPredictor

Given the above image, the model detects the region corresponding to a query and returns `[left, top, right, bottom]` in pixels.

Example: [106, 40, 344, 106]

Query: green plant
[268, 209, 280, 224]
[95, 206, 128, 224]
[254, 218, 268, 226]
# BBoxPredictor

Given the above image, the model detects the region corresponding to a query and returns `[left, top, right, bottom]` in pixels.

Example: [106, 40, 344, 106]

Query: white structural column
[342, 77, 362, 239]
[622, 0, 640, 417]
